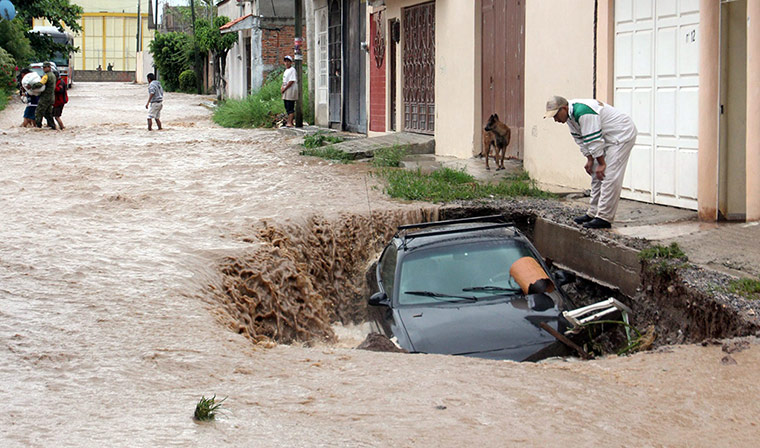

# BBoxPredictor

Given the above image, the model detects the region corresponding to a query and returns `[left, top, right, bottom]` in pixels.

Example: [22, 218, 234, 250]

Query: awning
[220, 13, 254, 33]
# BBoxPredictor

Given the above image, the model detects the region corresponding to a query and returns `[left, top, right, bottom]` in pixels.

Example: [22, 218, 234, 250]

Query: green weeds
[0, 91, 8, 113]
[300, 145, 354, 163]
[638, 242, 689, 275]
[302, 131, 345, 149]
[726, 277, 760, 301]
[378, 167, 554, 202]
[213, 67, 313, 128]
[638, 242, 687, 261]
[194, 395, 226, 421]
[372, 144, 408, 168]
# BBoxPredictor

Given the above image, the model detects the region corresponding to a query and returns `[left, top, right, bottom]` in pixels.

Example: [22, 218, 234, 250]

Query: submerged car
[368, 215, 577, 361]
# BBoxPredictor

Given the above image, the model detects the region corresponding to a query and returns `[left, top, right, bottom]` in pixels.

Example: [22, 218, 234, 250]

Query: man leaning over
[35, 61, 57, 130]
[545, 96, 637, 229]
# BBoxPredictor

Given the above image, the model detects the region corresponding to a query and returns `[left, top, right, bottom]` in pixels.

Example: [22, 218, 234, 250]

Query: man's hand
[145, 103, 149, 109]
[584, 157, 594, 176]
[595, 161, 606, 180]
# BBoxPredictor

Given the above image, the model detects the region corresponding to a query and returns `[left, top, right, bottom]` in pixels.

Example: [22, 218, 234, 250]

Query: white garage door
[614, 0, 699, 210]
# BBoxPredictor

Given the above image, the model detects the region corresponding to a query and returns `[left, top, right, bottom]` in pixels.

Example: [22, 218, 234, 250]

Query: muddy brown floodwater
[1, 82, 759, 447]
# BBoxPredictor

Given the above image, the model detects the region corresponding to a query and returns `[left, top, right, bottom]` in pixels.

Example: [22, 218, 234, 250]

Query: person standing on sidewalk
[544, 95, 637, 229]
[145, 73, 163, 131]
[281, 56, 298, 128]
[34, 62, 57, 129]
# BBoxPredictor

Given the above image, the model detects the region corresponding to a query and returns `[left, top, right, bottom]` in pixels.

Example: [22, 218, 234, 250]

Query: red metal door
[481, 0, 525, 159]
[369, 10, 386, 132]
[403, 2, 435, 135]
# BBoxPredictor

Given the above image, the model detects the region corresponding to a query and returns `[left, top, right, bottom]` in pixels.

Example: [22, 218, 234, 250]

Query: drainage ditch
[215, 206, 759, 358]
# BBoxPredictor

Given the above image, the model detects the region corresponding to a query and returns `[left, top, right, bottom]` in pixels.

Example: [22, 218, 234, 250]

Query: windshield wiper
[404, 290, 478, 302]
[462, 286, 523, 294]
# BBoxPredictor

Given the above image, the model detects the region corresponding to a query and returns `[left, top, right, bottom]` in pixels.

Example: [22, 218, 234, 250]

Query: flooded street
[1, 82, 759, 447]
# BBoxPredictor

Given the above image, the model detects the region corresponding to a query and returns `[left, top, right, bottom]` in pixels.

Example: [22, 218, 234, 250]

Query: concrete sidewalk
[403, 152, 760, 280]
[282, 126, 435, 159]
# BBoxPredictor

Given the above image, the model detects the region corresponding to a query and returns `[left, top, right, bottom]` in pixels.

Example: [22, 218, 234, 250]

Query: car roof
[393, 216, 525, 252]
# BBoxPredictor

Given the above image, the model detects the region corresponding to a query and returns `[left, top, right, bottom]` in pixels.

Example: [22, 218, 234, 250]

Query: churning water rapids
[1, 83, 760, 447]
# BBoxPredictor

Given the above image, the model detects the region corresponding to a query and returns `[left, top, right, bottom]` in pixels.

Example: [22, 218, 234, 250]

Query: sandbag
[22, 72, 45, 96]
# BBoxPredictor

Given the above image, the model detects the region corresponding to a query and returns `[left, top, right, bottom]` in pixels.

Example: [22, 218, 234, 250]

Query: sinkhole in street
[214, 206, 757, 360]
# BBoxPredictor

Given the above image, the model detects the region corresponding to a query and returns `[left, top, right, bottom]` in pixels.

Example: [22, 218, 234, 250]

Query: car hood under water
[397, 294, 561, 361]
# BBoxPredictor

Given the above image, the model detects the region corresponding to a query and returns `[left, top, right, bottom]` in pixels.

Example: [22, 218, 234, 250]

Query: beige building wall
[372, 1, 479, 158]
[34, 0, 154, 72]
[524, 0, 596, 190]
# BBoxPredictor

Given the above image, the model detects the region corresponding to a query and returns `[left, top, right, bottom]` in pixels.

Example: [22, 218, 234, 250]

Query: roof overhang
[220, 13, 255, 33]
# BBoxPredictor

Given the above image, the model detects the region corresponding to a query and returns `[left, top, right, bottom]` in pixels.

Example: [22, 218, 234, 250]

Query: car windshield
[51, 52, 68, 67]
[397, 238, 536, 305]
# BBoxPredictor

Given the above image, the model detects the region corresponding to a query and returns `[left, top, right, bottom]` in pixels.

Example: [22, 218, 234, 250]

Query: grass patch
[300, 145, 353, 163]
[213, 67, 313, 128]
[638, 242, 688, 261]
[302, 131, 345, 149]
[726, 277, 760, 301]
[372, 144, 408, 168]
[379, 167, 554, 202]
[0, 90, 9, 113]
[194, 395, 226, 421]
[638, 243, 689, 275]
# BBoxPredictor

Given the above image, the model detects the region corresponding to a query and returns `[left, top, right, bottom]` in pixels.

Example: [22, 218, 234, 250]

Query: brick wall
[261, 25, 308, 67]
[76, 70, 136, 83]
[369, 13, 386, 132]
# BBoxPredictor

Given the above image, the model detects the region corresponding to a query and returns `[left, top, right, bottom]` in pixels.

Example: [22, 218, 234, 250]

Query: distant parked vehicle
[368, 215, 579, 361]
[29, 26, 75, 88]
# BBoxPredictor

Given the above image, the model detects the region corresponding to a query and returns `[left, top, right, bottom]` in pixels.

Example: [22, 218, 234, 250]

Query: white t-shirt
[281, 67, 298, 101]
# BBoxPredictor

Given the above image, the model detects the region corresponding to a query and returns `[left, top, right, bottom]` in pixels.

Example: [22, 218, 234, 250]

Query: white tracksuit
[567, 99, 637, 222]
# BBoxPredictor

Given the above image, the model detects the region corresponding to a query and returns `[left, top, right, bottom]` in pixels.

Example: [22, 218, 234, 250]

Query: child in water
[18, 68, 39, 128]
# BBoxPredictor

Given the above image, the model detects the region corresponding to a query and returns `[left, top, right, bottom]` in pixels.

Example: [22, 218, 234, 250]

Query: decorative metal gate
[328, 0, 342, 125]
[402, 2, 435, 135]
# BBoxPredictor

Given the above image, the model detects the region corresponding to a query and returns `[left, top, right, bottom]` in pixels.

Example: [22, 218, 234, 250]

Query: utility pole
[137, 0, 142, 51]
[190, 0, 202, 93]
[294, 0, 303, 127]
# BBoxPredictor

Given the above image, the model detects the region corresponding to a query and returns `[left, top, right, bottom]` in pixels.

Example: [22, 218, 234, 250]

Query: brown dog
[482, 114, 511, 171]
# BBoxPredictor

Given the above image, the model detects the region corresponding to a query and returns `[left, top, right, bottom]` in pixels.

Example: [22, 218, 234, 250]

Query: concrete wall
[523, 0, 596, 191]
[134, 50, 154, 84]
[374, 1, 478, 159]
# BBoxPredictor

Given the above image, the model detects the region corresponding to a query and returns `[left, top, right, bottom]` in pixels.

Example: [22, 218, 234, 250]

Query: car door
[371, 243, 398, 336]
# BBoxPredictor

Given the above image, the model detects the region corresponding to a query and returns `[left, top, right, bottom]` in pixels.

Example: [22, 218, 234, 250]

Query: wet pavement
[1, 82, 760, 447]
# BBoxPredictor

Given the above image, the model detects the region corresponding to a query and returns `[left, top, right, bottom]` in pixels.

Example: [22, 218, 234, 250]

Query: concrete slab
[331, 132, 435, 159]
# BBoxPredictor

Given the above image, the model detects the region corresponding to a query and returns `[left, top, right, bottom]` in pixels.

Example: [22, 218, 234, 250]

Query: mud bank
[216, 205, 760, 352]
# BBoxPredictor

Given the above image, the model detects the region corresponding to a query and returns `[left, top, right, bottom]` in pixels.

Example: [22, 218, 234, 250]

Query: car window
[379, 243, 398, 298]
[397, 239, 535, 305]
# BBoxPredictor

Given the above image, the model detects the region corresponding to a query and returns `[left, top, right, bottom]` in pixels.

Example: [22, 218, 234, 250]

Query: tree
[0, 0, 82, 64]
[195, 16, 237, 100]
[0, 17, 33, 64]
[149, 31, 193, 91]
[14, 0, 83, 33]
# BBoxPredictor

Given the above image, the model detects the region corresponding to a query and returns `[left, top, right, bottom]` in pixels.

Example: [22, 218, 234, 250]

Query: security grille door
[316, 7, 329, 106]
[615, 0, 699, 210]
[402, 2, 435, 135]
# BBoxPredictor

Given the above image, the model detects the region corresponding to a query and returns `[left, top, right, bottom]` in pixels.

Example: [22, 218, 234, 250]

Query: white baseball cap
[544, 95, 568, 118]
